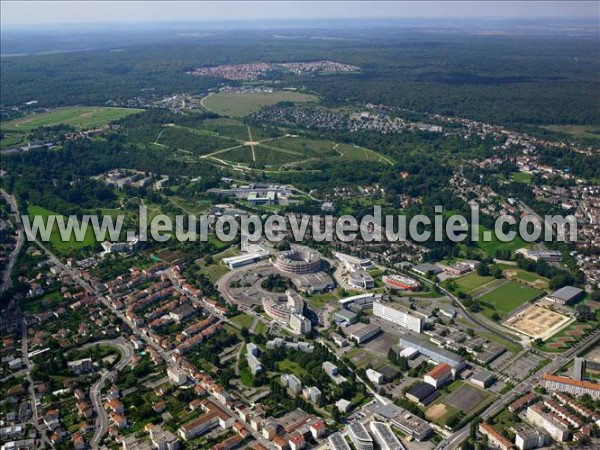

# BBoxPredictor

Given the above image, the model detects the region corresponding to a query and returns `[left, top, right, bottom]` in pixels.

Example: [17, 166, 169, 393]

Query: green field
[26, 205, 97, 254]
[154, 126, 237, 154]
[195, 246, 237, 283]
[478, 281, 543, 315]
[229, 313, 254, 329]
[504, 269, 549, 289]
[454, 272, 496, 294]
[210, 135, 389, 170]
[202, 91, 318, 117]
[537, 314, 599, 352]
[218, 144, 302, 166]
[541, 124, 600, 141]
[277, 359, 308, 378]
[346, 348, 386, 370]
[1, 106, 143, 132]
[476, 226, 531, 257]
[306, 292, 339, 309]
[511, 172, 533, 184]
[254, 321, 266, 336]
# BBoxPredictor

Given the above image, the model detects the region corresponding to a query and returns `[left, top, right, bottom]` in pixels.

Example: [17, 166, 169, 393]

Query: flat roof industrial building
[328, 432, 352, 450]
[399, 334, 465, 370]
[406, 382, 441, 406]
[345, 323, 381, 344]
[369, 402, 432, 441]
[546, 286, 584, 305]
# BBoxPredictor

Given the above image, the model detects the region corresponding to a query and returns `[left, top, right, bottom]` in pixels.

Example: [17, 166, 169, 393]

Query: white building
[150, 426, 180, 450]
[526, 404, 570, 442]
[287, 374, 302, 394]
[303, 386, 322, 404]
[167, 367, 188, 385]
[222, 250, 270, 269]
[366, 368, 384, 385]
[347, 271, 375, 289]
[247, 354, 263, 375]
[289, 313, 312, 335]
[347, 422, 374, 450]
[328, 432, 352, 450]
[513, 425, 551, 450]
[322, 361, 338, 376]
[336, 399, 351, 413]
[373, 300, 425, 333]
[423, 363, 453, 389]
[370, 422, 402, 450]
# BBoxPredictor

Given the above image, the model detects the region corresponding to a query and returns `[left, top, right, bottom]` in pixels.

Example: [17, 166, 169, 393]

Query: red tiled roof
[425, 363, 452, 380]
[543, 373, 600, 391]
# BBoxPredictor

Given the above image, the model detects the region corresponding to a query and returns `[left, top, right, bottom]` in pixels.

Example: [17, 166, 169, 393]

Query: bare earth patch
[426, 403, 447, 420]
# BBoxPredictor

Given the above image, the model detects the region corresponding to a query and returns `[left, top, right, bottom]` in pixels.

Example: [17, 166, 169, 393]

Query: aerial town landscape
[0, 2, 599, 450]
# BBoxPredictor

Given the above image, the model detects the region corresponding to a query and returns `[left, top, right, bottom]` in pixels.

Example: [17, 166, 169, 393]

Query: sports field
[1, 106, 143, 132]
[504, 269, 549, 289]
[478, 281, 543, 314]
[504, 304, 573, 340]
[202, 91, 318, 117]
[454, 272, 495, 294]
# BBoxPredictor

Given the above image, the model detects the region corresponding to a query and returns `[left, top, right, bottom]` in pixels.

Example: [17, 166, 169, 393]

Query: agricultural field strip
[1, 106, 142, 132]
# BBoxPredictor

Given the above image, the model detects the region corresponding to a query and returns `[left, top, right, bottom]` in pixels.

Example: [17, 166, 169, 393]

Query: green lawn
[26, 205, 97, 254]
[504, 269, 550, 289]
[537, 320, 597, 353]
[476, 226, 531, 257]
[195, 246, 238, 283]
[511, 172, 533, 184]
[229, 313, 254, 330]
[334, 143, 394, 165]
[490, 408, 521, 433]
[202, 91, 318, 117]
[306, 292, 339, 309]
[454, 272, 496, 294]
[277, 359, 308, 378]
[1, 106, 143, 132]
[19, 291, 63, 314]
[541, 124, 600, 141]
[478, 281, 543, 315]
[222, 323, 242, 339]
[0, 131, 27, 149]
[254, 321, 266, 336]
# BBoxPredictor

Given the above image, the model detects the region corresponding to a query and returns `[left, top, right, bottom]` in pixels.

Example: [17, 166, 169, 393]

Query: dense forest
[2, 26, 599, 126]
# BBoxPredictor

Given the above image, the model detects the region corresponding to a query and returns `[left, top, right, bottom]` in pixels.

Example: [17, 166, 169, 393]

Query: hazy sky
[1, 1, 598, 26]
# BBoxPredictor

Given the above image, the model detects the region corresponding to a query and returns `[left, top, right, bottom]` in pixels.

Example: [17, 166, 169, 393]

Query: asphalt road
[436, 329, 600, 450]
[87, 339, 134, 448]
[396, 267, 523, 348]
[0, 189, 25, 294]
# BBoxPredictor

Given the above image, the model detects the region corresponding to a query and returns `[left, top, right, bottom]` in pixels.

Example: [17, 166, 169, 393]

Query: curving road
[0, 189, 25, 294]
[87, 339, 134, 449]
[405, 268, 523, 348]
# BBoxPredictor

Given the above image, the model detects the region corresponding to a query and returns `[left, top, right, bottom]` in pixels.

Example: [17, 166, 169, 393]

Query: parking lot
[501, 351, 548, 381]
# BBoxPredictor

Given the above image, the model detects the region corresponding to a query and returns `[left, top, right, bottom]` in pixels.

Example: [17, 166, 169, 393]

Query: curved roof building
[274, 246, 322, 274]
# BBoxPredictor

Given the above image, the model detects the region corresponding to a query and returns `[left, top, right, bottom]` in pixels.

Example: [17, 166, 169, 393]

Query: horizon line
[2, 16, 598, 29]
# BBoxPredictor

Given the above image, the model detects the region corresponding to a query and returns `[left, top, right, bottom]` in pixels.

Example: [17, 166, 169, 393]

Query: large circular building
[274, 246, 322, 274]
